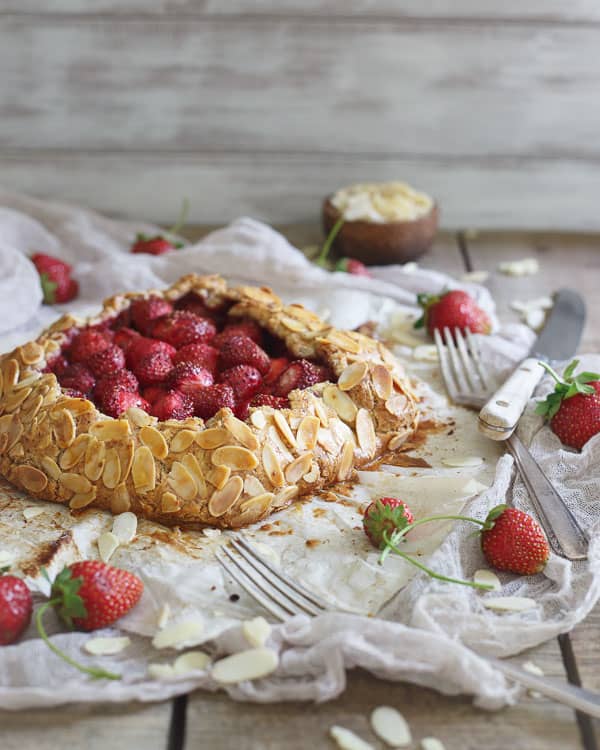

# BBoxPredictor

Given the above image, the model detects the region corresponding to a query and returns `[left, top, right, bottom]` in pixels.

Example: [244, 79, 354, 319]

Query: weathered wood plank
[2, 18, 600, 160]
[4, 152, 600, 231]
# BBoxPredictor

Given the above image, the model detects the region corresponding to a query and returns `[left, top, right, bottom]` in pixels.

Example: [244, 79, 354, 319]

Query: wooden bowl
[322, 197, 439, 265]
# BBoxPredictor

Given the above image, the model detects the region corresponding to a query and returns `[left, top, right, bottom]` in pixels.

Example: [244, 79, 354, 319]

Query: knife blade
[478, 288, 586, 440]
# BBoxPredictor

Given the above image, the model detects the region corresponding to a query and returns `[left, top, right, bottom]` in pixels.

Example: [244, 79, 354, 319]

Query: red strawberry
[0, 571, 33, 645]
[70, 329, 112, 364]
[142, 385, 166, 405]
[113, 327, 141, 353]
[63, 389, 86, 399]
[218, 334, 270, 376]
[152, 311, 217, 349]
[173, 342, 219, 374]
[251, 393, 289, 409]
[58, 363, 96, 394]
[130, 297, 173, 336]
[100, 389, 148, 418]
[151, 390, 194, 421]
[51, 561, 143, 631]
[193, 383, 236, 421]
[175, 294, 216, 319]
[214, 319, 264, 347]
[131, 351, 174, 387]
[272, 359, 329, 397]
[130, 235, 177, 256]
[535, 359, 600, 450]
[94, 369, 139, 403]
[47, 354, 69, 376]
[264, 357, 290, 386]
[127, 336, 176, 364]
[31, 252, 71, 277]
[235, 399, 252, 421]
[335, 257, 372, 278]
[31, 253, 79, 305]
[481, 505, 549, 575]
[363, 497, 414, 549]
[169, 362, 214, 395]
[219, 365, 262, 401]
[87, 343, 126, 378]
[415, 290, 491, 337]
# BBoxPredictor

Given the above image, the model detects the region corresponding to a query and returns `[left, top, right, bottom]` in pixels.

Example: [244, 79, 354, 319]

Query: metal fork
[216, 532, 600, 719]
[433, 327, 588, 561]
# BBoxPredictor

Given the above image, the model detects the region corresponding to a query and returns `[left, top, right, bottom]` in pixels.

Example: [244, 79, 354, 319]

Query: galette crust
[0, 275, 418, 528]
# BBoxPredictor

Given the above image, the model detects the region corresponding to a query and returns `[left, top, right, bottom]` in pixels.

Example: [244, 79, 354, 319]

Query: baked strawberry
[142, 385, 166, 405]
[130, 297, 173, 335]
[169, 362, 214, 396]
[151, 389, 194, 421]
[535, 359, 600, 450]
[214, 319, 264, 347]
[0, 570, 33, 645]
[175, 293, 216, 319]
[87, 343, 126, 378]
[251, 393, 289, 409]
[31, 253, 79, 304]
[272, 359, 329, 397]
[264, 357, 290, 386]
[70, 329, 112, 364]
[363, 497, 414, 549]
[63, 389, 86, 399]
[415, 290, 491, 337]
[100, 388, 148, 418]
[131, 351, 174, 387]
[481, 505, 549, 575]
[219, 365, 262, 401]
[193, 383, 236, 421]
[335, 257, 372, 278]
[113, 327, 141, 353]
[131, 235, 179, 256]
[235, 399, 252, 421]
[218, 334, 270, 376]
[58, 363, 96, 394]
[126, 336, 176, 364]
[173, 342, 219, 374]
[151, 311, 217, 349]
[94, 369, 139, 403]
[46, 354, 69, 376]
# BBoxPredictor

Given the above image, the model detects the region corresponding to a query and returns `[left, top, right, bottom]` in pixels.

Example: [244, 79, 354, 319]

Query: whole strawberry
[214, 319, 264, 347]
[0, 570, 33, 645]
[70, 329, 112, 364]
[131, 235, 179, 256]
[152, 311, 217, 349]
[273, 359, 330, 397]
[335, 257, 372, 278]
[130, 296, 173, 335]
[31, 253, 79, 305]
[87, 343, 126, 378]
[218, 334, 270, 376]
[193, 383, 236, 421]
[415, 290, 491, 337]
[219, 364, 263, 401]
[481, 505, 549, 575]
[173, 342, 219, 374]
[363, 497, 414, 549]
[251, 393, 289, 409]
[58, 363, 96, 395]
[535, 359, 600, 450]
[151, 389, 194, 421]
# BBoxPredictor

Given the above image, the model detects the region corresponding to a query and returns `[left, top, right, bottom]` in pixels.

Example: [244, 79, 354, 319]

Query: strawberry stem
[35, 600, 121, 681]
[167, 198, 189, 237]
[316, 215, 344, 267]
[538, 360, 564, 385]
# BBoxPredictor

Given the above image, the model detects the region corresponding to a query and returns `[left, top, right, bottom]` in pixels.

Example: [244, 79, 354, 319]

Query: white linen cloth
[0, 189, 599, 711]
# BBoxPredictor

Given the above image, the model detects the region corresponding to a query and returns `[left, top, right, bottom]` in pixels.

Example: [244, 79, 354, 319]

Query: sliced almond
[338, 361, 368, 391]
[132, 445, 156, 492]
[284, 452, 313, 484]
[280, 314, 305, 332]
[112, 512, 138, 544]
[59, 433, 90, 470]
[242, 617, 271, 648]
[296, 416, 320, 451]
[157, 603, 171, 629]
[111, 482, 131, 513]
[7, 416, 23, 450]
[211, 647, 278, 684]
[2, 358, 19, 390]
[473, 569, 502, 591]
[272, 411, 296, 448]
[303, 462, 320, 483]
[421, 739, 446, 750]
[89, 419, 131, 442]
[223, 413, 259, 450]
[385, 394, 408, 417]
[4, 387, 31, 412]
[182, 453, 207, 498]
[21, 394, 43, 423]
[371, 364, 393, 400]
[84, 438, 106, 481]
[126, 406, 155, 427]
[370, 706, 412, 747]
[98, 531, 120, 563]
[41, 455, 61, 481]
[442, 455, 483, 468]
[53, 409, 76, 449]
[250, 411, 267, 429]
[170, 429, 196, 454]
[355, 409, 377, 458]
[206, 465, 230, 490]
[244, 475, 266, 496]
[388, 430, 412, 451]
[102, 447, 121, 489]
[23, 505, 46, 520]
[267, 425, 293, 463]
[522, 661, 544, 677]
[118, 439, 135, 482]
[60, 396, 94, 416]
[161, 491, 182, 513]
[482, 596, 537, 612]
[60, 472, 92, 494]
[337, 440, 355, 481]
[312, 397, 330, 427]
[152, 619, 204, 650]
[323, 385, 357, 424]
[9, 443, 24, 459]
[69, 487, 97, 509]
[147, 663, 176, 680]
[140, 425, 169, 460]
[329, 726, 374, 750]
[167, 461, 197, 501]
[211, 445, 259, 471]
[15, 371, 41, 390]
[196, 427, 231, 449]
[273, 485, 299, 508]
[239, 492, 274, 515]
[18, 341, 44, 366]
[262, 443, 284, 488]
[84, 636, 131, 656]
[173, 651, 211, 674]
[14, 465, 48, 494]
[325, 330, 361, 354]
[208, 476, 244, 517]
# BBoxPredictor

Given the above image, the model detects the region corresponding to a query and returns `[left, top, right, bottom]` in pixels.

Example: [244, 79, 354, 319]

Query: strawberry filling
[53, 294, 333, 422]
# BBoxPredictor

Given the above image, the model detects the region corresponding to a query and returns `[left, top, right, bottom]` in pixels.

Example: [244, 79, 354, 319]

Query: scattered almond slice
[329, 725, 375, 750]
[522, 660, 544, 677]
[173, 651, 211, 674]
[441, 455, 483, 468]
[242, 616, 271, 648]
[152, 619, 204, 650]
[473, 569, 502, 591]
[157, 603, 171, 629]
[84, 636, 131, 656]
[498, 258, 539, 277]
[525, 308, 546, 331]
[413, 345, 439, 362]
[211, 647, 278, 684]
[402, 262, 418, 273]
[370, 706, 412, 747]
[202, 528, 221, 539]
[461, 270, 489, 284]
[148, 663, 177, 680]
[509, 296, 553, 314]
[482, 596, 537, 612]
[252, 541, 281, 567]
[23, 506, 45, 520]
[97, 531, 120, 563]
[111, 512, 137, 544]
[421, 739, 446, 750]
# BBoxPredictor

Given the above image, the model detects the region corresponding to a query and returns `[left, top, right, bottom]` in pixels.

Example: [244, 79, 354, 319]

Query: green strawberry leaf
[562, 359, 579, 380]
[574, 371, 600, 384]
[51, 567, 87, 629]
[39, 273, 57, 304]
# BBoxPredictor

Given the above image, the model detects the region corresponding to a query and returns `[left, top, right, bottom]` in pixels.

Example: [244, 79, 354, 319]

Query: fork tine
[465, 329, 492, 389]
[442, 327, 469, 393]
[453, 328, 482, 391]
[232, 535, 327, 616]
[434, 328, 459, 401]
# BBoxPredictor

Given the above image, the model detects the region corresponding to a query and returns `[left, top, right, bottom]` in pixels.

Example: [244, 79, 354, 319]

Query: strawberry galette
[0, 275, 418, 528]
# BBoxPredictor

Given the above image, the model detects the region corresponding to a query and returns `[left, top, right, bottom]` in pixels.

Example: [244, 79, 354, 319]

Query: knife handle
[478, 358, 544, 440]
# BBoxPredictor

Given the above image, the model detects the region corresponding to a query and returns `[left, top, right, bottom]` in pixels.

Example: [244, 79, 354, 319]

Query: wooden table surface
[3, 227, 600, 750]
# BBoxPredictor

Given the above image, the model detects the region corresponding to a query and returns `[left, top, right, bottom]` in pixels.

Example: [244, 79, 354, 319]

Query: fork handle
[478, 358, 544, 440]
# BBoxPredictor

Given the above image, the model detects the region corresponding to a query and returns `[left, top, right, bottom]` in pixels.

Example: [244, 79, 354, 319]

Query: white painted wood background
[1, 2, 599, 229]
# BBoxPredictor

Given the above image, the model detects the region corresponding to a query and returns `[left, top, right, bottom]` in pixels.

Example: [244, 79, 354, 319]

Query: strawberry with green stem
[131, 199, 189, 255]
[315, 215, 372, 277]
[31, 253, 79, 305]
[0, 567, 33, 645]
[414, 289, 491, 337]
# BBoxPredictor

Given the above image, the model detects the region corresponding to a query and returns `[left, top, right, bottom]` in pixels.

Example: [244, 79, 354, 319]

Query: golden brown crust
[0, 275, 418, 528]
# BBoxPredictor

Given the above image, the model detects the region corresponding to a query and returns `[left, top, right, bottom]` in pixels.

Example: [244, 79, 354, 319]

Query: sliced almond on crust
[324, 330, 361, 354]
[371, 364, 393, 400]
[337, 440, 355, 481]
[284, 452, 313, 484]
[356, 409, 377, 458]
[60, 397, 94, 416]
[296, 416, 320, 451]
[338, 361, 368, 391]
[167, 461, 197, 501]
[111, 483, 131, 513]
[239, 492, 274, 514]
[89, 419, 131, 442]
[262, 444, 284, 488]
[385, 394, 408, 417]
[4, 387, 31, 412]
[273, 485, 299, 508]
[244, 475, 266, 496]
[18, 341, 44, 366]
[118, 439, 135, 482]
[211, 445, 259, 471]
[169, 429, 195, 453]
[250, 411, 267, 429]
[70, 487, 97, 509]
[312, 397, 330, 427]
[41, 455, 61, 481]
[14, 371, 41, 390]
[323, 385, 358, 424]
[161, 491, 182, 513]
[60, 472, 92, 494]
[272, 411, 296, 448]
[2, 359, 19, 391]
[388, 429, 412, 451]
[132, 445, 156, 492]
[126, 406, 155, 427]
[84, 438, 106, 481]
[102, 447, 121, 489]
[59, 433, 90, 470]
[223, 414, 259, 451]
[52, 409, 76, 449]
[196, 427, 230, 449]
[208, 475, 244, 517]
[140, 425, 169, 460]
[206, 465, 231, 490]
[280, 314, 305, 333]
[14, 465, 48, 493]
[182, 453, 207, 498]
[21, 394, 43, 423]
